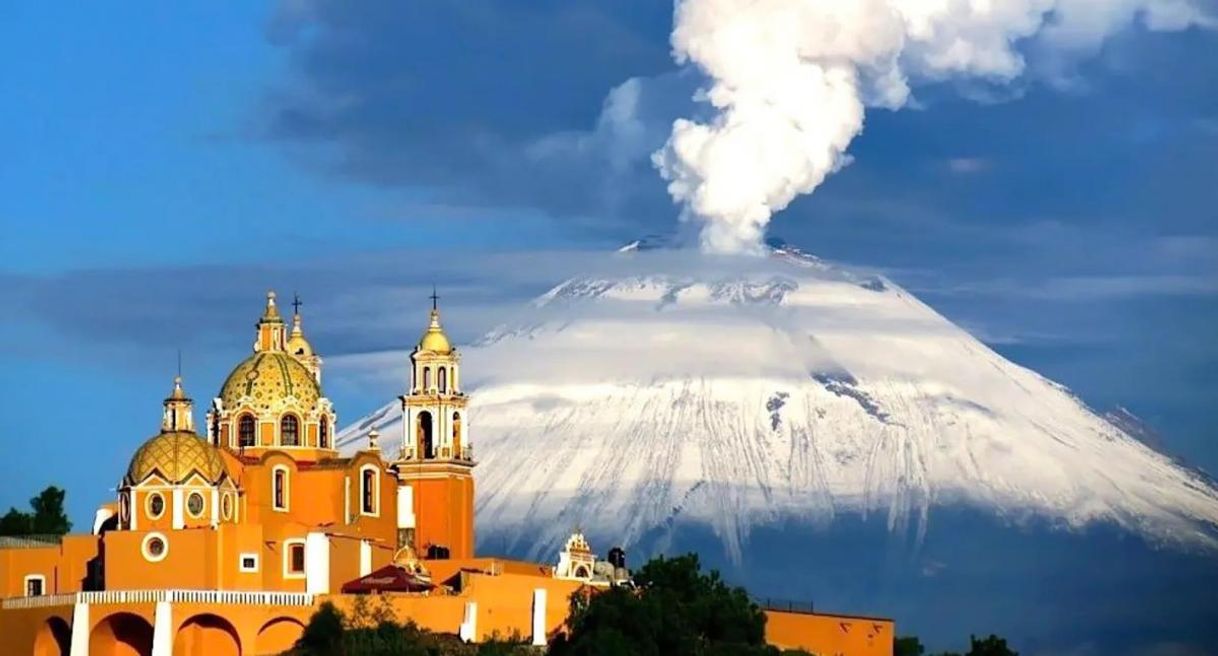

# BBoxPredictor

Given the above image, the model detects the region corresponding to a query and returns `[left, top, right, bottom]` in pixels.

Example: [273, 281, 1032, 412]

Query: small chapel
[0, 291, 893, 656]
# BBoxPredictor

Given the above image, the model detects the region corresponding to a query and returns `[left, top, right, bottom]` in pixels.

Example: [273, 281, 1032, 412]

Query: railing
[1, 589, 315, 610]
[0, 535, 63, 549]
[399, 445, 474, 463]
[1, 594, 79, 610]
[754, 597, 815, 614]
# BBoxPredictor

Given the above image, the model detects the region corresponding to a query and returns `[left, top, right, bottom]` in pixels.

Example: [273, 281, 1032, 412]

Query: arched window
[319, 416, 329, 449]
[452, 411, 462, 452]
[422, 367, 431, 391]
[438, 367, 447, 393]
[238, 415, 256, 448]
[281, 415, 300, 446]
[361, 466, 378, 515]
[417, 411, 433, 459]
[273, 467, 288, 511]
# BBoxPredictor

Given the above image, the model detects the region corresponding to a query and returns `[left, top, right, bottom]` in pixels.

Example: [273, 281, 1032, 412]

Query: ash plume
[652, 0, 1214, 254]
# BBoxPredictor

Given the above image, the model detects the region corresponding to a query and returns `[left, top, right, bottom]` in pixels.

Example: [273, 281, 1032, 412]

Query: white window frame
[239, 552, 260, 573]
[283, 539, 307, 579]
[146, 491, 166, 520]
[23, 574, 46, 597]
[119, 492, 131, 526]
[272, 465, 290, 512]
[142, 532, 169, 563]
[186, 490, 206, 518]
[221, 492, 235, 521]
[359, 464, 380, 517]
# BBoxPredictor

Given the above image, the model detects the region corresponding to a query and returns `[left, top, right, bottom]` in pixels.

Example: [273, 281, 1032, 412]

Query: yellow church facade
[0, 292, 894, 656]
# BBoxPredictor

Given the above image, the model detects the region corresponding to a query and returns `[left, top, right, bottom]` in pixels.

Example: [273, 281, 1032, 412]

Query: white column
[171, 489, 184, 529]
[305, 532, 331, 595]
[210, 488, 220, 527]
[531, 588, 547, 646]
[397, 486, 416, 529]
[359, 540, 372, 577]
[406, 396, 416, 460]
[151, 600, 173, 656]
[69, 601, 89, 656]
[459, 601, 478, 642]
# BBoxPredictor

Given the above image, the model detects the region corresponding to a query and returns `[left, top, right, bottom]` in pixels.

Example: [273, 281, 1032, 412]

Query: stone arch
[256, 617, 305, 655]
[417, 410, 434, 458]
[174, 613, 240, 656]
[90, 612, 154, 656]
[33, 616, 72, 656]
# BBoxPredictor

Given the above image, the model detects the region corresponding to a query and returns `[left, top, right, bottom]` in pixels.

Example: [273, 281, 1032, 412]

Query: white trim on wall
[142, 532, 169, 563]
[239, 552, 260, 573]
[186, 490, 206, 519]
[23, 574, 46, 597]
[359, 464, 380, 517]
[146, 491, 166, 521]
[272, 465, 290, 512]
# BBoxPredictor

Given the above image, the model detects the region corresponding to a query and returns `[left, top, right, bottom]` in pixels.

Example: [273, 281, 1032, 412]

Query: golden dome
[126, 431, 227, 485]
[220, 351, 321, 415]
[418, 309, 453, 354]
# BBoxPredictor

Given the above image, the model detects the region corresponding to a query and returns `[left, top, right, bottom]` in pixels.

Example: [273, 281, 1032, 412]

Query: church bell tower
[394, 292, 475, 559]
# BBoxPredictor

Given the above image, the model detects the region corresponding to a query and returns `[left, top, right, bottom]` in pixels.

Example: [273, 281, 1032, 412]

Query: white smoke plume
[653, 0, 1214, 254]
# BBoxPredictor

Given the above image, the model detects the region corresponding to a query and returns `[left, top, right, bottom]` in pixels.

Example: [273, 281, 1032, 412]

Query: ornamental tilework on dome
[220, 351, 321, 415]
[126, 431, 227, 485]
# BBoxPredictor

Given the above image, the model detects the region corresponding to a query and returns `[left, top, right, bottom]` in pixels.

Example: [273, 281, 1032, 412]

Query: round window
[187, 492, 205, 517]
[221, 494, 233, 521]
[142, 533, 169, 562]
[147, 493, 165, 519]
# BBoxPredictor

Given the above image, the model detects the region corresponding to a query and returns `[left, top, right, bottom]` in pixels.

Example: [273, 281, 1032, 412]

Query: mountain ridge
[338, 242, 1218, 562]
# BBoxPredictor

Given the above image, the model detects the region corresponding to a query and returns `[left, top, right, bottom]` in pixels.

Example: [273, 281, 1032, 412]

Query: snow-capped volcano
[339, 241, 1218, 563]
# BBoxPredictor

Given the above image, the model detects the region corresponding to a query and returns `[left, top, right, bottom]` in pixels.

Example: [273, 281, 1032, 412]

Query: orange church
[0, 292, 894, 656]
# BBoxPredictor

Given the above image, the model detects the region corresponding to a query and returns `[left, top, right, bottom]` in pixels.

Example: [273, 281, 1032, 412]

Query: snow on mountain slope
[339, 242, 1218, 561]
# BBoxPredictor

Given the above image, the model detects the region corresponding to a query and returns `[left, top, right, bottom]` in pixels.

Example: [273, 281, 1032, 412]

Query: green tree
[291, 600, 535, 656]
[295, 601, 346, 655]
[0, 508, 32, 536]
[549, 553, 802, 656]
[29, 486, 71, 535]
[0, 486, 71, 537]
[963, 634, 1017, 656]
[894, 636, 925, 656]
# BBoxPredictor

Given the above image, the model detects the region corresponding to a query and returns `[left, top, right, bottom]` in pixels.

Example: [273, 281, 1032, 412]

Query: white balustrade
[1, 589, 315, 609]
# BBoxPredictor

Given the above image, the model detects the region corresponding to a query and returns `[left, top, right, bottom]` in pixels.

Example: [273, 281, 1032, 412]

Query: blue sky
[0, 1, 1215, 529]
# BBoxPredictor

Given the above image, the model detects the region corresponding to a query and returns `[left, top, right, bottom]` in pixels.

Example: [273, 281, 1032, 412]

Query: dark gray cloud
[261, 0, 687, 236]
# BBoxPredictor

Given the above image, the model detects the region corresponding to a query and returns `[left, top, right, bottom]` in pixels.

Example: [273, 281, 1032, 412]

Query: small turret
[161, 375, 194, 433]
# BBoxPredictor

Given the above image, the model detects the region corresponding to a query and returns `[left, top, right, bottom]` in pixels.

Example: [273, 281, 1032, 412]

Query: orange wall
[404, 472, 474, 559]
[105, 529, 218, 590]
[0, 535, 99, 598]
[0, 591, 893, 656]
[765, 611, 894, 656]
